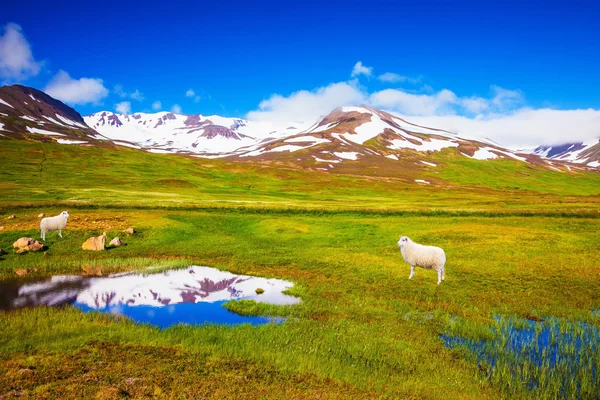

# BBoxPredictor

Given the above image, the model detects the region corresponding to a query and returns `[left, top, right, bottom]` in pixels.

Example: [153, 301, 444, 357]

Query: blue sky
[1, 0, 600, 146]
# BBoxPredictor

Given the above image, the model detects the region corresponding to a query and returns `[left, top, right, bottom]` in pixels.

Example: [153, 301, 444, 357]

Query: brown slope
[0, 84, 109, 144]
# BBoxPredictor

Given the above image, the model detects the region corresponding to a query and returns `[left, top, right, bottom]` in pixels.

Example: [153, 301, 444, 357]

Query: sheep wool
[40, 211, 70, 241]
[397, 236, 446, 284]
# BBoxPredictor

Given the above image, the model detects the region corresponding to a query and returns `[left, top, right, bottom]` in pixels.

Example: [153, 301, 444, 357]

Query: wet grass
[0, 139, 599, 398]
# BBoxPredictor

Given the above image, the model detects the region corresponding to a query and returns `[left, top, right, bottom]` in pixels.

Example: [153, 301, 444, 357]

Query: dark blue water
[74, 300, 284, 329]
[442, 316, 600, 398]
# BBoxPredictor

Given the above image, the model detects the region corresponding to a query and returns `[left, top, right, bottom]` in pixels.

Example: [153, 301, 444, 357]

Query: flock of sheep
[37, 211, 448, 284]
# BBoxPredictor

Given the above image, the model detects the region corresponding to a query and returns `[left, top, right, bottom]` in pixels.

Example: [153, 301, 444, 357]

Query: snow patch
[26, 126, 64, 136]
[55, 114, 87, 129]
[56, 139, 88, 145]
[467, 148, 499, 160]
[421, 160, 437, 166]
[20, 115, 37, 122]
[285, 136, 330, 144]
[0, 98, 14, 108]
[390, 137, 458, 152]
[415, 179, 430, 184]
[313, 156, 341, 163]
[587, 161, 600, 168]
[386, 154, 399, 160]
[334, 152, 360, 160]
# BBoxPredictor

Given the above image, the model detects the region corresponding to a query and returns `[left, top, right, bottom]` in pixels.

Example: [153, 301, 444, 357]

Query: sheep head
[397, 236, 411, 249]
[61, 211, 70, 219]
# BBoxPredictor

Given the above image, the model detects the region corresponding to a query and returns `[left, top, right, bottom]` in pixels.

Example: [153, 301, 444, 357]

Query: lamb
[40, 211, 69, 241]
[397, 236, 446, 284]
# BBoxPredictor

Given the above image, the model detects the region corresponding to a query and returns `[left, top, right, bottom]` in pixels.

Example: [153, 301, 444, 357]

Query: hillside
[0, 85, 108, 145]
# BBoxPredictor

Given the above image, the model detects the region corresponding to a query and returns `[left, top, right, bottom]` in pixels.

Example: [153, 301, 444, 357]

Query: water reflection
[0, 266, 299, 328]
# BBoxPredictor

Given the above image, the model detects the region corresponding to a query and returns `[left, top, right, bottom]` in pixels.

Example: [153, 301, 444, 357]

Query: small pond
[442, 315, 600, 398]
[0, 266, 300, 328]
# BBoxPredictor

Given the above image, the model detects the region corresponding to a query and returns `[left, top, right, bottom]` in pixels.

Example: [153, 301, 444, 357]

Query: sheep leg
[41, 231, 45, 241]
[437, 269, 442, 285]
[409, 266, 415, 279]
[58, 230, 62, 238]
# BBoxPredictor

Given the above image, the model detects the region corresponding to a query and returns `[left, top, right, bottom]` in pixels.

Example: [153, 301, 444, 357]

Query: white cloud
[115, 101, 131, 115]
[351, 61, 373, 78]
[369, 88, 458, 115]
[406, 108, 600, 149]
[185, 89, 195, 97]
[115, 84, 144, 101]
[152, 101, 162, 111]
[172, 104, 182, 113]
[0, 23, 41, 81]
[377, 72, 420, 84]
[193, 95, 201, 103]
[246, 77, 600, 149]
[130, 89, 144, 101]
[246, 81, 366, 124]
[44, 70, 108, 105]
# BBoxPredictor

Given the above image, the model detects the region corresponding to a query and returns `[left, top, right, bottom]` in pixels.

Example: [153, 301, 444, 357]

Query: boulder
[255, 288, 265, 295]
[13, 237, 44, 253]
[7, 214, 15, 219]
[38, 213, 45, 218]
[124, 227, 135, 235]
[14, 268, 29, 276]
[109, 237, 124, 247]
[81, 264, 102, 276]
[82, 232, 107, 251]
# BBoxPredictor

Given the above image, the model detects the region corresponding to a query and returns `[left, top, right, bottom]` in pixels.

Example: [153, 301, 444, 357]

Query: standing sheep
[397, 236, 446, 284]
[40, 211, 70, 241]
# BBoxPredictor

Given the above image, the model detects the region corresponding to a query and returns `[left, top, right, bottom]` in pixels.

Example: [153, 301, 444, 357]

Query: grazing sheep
[40, 211, 69, 241]
[397, 236, 446, 284]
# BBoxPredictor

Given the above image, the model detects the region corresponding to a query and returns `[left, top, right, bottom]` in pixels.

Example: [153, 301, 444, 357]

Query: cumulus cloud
[0, 23, 41, 81]
[185, 89, 195, 97]
[115, 84, 144, 101]
[351, 61, 373, 78]
[246, 81, 366, 124]
[377, 72, 420, 84]
[172, 104, 182, 113]
[246, 76, 600, 148]
[152, 101, 162, 111]
[44, 70, 108, 105]
[115, 101, 131, 115]
[406, 108, 600, 149]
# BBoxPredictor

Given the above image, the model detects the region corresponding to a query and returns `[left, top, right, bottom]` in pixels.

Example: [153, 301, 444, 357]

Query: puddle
[442, 316, 600, 398]
[0, 266, 299, 328]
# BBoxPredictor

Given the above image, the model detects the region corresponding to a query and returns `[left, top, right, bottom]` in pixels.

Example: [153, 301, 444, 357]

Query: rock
[255, 288, 265, 295]
[124, 227, 135, 235]
[38, 213, 45, 218]
[14, 268, 29, 276]
[7, 214, 15, 219]
[82, 232, 107, 251]
[81, 264, 102, 276]
[109, 237, 124, 247]
[12, 237, 44, 253]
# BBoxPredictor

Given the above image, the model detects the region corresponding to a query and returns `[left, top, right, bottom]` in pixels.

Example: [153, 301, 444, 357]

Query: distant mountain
[529, 140, 600, 168]
[0, 84, 107, 144]
[226, 106, 545, 174]
[84, 111, 306, 155]
[1, 85, 597, 172]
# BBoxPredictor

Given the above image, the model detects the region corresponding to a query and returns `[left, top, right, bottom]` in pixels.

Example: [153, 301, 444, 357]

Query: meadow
[0, 140, 599, 399]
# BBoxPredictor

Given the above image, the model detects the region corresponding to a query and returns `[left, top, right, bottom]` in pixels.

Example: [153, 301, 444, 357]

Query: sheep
[40, 211, 69, 241]
[397, 236, 446, 284]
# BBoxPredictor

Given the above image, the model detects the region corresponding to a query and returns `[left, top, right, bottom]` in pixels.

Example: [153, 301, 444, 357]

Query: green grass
[0, 139, 599, 398]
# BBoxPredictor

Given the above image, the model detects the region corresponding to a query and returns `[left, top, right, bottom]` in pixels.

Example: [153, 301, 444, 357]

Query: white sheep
[40, 211, 69, 241]
[397, 236, 446, 284]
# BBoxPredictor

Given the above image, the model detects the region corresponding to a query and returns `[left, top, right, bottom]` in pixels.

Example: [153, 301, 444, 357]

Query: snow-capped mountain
[528, 139, 600, 168]
[84, 111, 307, 155]
[0, 84, 107, 144]
[229, 106, 535, 166]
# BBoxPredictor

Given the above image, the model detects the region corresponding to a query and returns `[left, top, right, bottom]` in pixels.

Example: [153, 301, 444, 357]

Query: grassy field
[0, 140, 599, 398]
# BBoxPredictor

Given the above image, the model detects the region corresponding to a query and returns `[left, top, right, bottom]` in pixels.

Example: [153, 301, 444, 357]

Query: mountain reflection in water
[0, 266, 299, 328]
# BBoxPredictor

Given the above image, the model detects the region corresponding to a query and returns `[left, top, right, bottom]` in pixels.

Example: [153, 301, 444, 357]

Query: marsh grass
[0, 140, 599, 398]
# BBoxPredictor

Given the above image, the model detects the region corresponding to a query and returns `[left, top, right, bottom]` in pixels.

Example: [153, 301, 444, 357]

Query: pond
[0, 266, 300, 328]
[442, 315, 600, 398]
